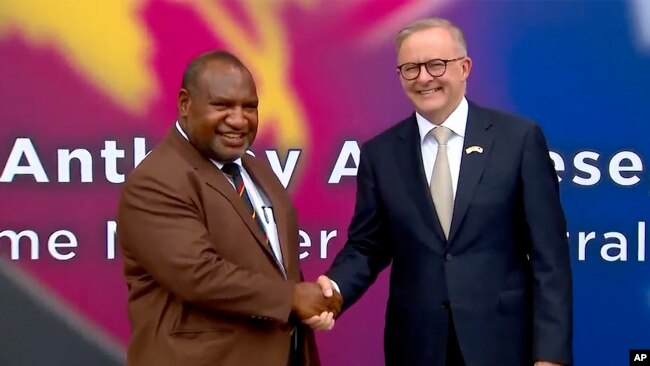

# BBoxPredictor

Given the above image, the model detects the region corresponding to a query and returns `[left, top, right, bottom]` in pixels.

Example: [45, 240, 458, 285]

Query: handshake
[291, 275, 341, 331]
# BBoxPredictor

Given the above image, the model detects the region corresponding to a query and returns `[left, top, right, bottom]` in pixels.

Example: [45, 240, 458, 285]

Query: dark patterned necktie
[221, 163, 269, 245]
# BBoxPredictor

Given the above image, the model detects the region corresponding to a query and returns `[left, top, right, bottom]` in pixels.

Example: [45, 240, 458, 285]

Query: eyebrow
[209, 96, 259, 106]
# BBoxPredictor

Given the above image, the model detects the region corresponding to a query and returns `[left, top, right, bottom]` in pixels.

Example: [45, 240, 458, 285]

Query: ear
[177, 88, 191, 117]
[461, 56, 473, 82]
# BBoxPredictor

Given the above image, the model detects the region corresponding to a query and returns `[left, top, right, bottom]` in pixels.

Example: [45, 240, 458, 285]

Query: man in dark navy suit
[311, 17, 573, 366]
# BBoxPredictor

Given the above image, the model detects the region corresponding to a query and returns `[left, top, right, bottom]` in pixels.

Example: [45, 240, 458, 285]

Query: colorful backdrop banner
[1, 1, 648, 365]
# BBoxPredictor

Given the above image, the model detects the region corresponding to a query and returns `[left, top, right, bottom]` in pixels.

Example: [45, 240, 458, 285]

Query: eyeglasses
[397, 57, 465, 80]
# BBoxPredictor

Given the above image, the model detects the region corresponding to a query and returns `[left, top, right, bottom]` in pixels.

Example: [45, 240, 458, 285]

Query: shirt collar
[175, 121, 242, 169]
[415, 97, 468, 143]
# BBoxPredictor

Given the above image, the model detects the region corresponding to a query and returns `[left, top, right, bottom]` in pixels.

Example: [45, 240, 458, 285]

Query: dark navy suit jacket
[327, 102, 572, 366]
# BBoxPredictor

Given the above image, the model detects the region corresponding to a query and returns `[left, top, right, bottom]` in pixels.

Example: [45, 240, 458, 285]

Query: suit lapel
[167, 129, 281, 270]
[200, 163, 272, 252]
[242, 155, 291, 276]
[448, 103, 494, 242]
[396, 115, 447, 243]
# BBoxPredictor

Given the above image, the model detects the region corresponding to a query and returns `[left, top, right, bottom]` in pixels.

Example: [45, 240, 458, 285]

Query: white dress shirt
[416, 97, 469, 200]
[175, 122, 285, 273]
[331, 98, 469, 296]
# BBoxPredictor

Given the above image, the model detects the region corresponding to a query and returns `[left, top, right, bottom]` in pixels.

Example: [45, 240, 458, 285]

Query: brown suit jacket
[117, 128, 320, 366]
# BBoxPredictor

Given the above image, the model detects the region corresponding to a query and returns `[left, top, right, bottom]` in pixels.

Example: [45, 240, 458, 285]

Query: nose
[416, 64, 434, 82]
[225, 106, 246, 128]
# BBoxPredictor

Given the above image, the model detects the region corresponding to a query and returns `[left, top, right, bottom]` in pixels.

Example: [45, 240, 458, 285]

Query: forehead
[196, 61, 257, 98]
[397, 27, 459, 63]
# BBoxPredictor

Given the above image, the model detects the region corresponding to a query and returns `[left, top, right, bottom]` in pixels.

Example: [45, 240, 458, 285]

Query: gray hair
[395, 17, 467, 55]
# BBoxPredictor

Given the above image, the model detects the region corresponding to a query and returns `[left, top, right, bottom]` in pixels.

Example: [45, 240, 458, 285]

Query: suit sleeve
[521, 124, 573, 364]
[117, 173, 294, 323]
[326, 144, 392, 311]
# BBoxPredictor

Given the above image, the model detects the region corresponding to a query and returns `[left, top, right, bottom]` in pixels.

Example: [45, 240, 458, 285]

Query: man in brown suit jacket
[117, 51, 341, 366]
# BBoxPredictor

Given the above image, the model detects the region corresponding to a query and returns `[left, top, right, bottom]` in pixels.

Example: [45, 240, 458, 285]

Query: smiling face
[397, 26, 472, 124]
[178, 60, 259, 162]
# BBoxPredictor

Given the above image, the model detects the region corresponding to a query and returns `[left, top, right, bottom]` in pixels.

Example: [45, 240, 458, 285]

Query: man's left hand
[303, 311, 335, 331]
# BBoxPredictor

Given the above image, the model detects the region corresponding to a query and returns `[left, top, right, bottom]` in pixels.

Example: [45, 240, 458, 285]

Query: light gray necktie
[430, 126, 453, 239]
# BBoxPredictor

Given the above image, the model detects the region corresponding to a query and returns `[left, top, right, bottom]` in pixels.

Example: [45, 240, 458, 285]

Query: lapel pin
[465, 145, 484, 154]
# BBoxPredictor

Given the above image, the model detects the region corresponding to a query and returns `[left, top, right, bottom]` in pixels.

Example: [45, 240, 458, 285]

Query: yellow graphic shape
[0, 0, 155, 114]
[192, 0, 309, 151]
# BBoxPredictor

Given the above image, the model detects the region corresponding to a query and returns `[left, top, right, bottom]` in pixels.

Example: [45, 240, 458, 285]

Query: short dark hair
[181, 50, 246, 94]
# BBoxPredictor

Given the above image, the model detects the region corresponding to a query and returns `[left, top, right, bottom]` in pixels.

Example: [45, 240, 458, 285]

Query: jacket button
[445, 253, 453, 261]
[441, 301, 450, 310]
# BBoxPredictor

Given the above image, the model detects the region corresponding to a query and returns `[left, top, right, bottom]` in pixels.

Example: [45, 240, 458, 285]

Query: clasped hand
[292, 278, 342, 331]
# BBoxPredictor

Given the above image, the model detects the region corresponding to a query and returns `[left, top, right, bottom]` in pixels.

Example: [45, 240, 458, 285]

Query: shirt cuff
[330, 280, 341, 294]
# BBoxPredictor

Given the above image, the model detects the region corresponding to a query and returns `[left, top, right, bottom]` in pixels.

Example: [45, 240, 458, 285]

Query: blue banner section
[462, 2, 649, 365]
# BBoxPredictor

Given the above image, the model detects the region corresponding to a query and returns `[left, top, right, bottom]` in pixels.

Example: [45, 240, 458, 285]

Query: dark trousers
[287, 323, 302, 366]
[446, 311, 466, 366]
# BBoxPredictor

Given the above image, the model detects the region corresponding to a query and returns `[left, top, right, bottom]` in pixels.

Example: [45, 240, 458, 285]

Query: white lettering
[0, 230, 39, 260]
[328, 140, 360, 184]
[601, 232, 627, 261]
[298, 230, 311, 260]
[0, 138, 49, 182]
[101, 141, 125, 183]
[266, 149, 301, 188]
[320, 230, 338, 259]
[549, 151, 565, 182]
[609, 151, 642, 186]
[47, 230, 77, 260]
[107, 220, 117, 259]
[572, 151, 600, 186]
[58, 148, 93, 182]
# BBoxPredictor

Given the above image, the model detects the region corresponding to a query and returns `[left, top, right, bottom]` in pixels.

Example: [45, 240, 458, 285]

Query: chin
[417, 102, 446, 116]
[220, 148, 247, 162]
[411, 96, 444, 109]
